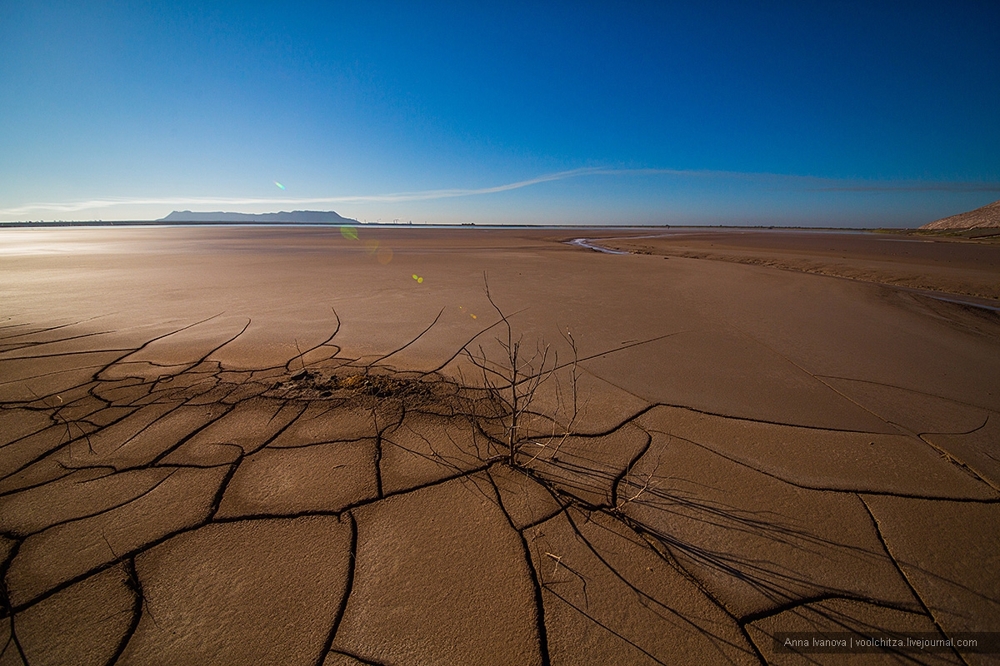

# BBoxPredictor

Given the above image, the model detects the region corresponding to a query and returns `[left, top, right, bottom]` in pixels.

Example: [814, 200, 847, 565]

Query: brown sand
[1, 225, 998, 664]
[581, 228, 1000, 302]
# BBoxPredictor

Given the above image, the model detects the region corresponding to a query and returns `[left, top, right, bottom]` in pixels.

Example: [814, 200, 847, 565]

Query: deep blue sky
[2, 1, 999, 225]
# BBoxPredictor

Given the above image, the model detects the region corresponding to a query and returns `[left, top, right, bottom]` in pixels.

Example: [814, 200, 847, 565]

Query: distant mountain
[920, 199, 1000, 230]
[159, 210, 358, 224]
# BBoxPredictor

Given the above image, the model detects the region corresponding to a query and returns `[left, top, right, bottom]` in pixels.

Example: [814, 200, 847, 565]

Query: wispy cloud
[3, 167, 999, 217]
[0, 167, 648, 215]
[809, 183, 1000, 192]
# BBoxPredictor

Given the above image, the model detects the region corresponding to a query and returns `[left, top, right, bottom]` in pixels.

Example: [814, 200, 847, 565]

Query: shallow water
[566, 238, 631, 255]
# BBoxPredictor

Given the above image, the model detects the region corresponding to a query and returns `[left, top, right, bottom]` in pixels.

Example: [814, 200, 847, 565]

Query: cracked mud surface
[2, 226, 999, 664]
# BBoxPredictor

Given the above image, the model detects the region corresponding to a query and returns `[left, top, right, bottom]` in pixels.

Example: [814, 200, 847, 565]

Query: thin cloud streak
[3, 167, 999, 216]
[0, 168, 657, 215]
[810, 184, 1000, 192]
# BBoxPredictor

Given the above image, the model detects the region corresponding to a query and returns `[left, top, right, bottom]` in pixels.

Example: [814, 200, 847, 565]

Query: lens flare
[412, 274, 424, 283]
[340, 226, 358, 240]
[376, 247, 393, 264]
[274, 182, 285, 190]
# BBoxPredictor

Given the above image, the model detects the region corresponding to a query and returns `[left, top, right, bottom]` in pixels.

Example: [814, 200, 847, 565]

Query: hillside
[920, 199, 1000, 230]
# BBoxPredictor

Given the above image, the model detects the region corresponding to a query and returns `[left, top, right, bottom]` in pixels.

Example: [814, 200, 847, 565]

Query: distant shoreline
[5, 221, 996, 240]
[0, 220, 912, 232]
[6, 220, 999, 240]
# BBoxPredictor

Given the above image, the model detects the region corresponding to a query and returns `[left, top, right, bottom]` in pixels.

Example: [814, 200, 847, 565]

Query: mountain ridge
[159, 210, 358, 223]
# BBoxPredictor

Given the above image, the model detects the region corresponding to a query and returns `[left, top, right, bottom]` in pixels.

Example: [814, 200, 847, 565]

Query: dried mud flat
[589, 228, 1000, 302]
[1, 226, 999, 665]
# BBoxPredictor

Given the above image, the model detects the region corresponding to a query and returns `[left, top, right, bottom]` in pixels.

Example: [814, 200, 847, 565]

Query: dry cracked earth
[2, 313, 998, 666]
[1, 227, 999, 665]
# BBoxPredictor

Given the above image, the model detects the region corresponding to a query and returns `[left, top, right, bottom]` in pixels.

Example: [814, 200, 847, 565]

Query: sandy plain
[0, 224, 998, 665]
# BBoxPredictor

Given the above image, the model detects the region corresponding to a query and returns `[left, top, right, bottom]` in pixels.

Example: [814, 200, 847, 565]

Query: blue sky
[2, 1, 999, 226]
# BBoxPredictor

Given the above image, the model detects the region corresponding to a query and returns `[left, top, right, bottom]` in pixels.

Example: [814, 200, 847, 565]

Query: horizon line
[2, 167, 999, 217]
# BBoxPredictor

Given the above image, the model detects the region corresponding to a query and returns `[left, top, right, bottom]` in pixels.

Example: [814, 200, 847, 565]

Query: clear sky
[2, 1, 999, 226]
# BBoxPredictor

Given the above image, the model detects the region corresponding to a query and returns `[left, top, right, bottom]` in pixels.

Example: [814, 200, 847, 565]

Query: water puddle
[567, 238, 631, 255]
